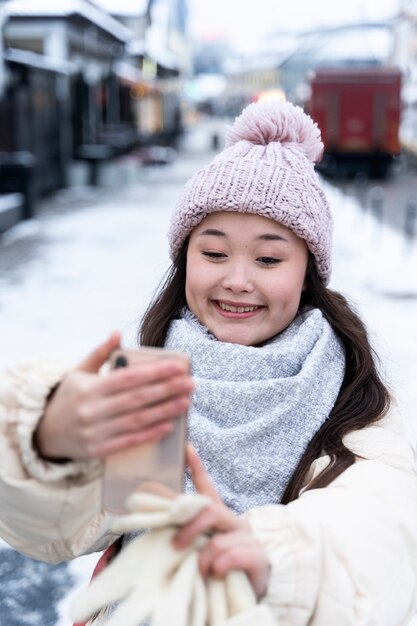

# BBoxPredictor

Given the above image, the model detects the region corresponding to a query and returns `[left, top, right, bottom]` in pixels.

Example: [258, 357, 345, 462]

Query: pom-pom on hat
[168, 99, 332, 284]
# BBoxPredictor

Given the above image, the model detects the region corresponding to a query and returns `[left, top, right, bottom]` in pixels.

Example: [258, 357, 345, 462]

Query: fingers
[78, 332, 121, 374]
[97, 357, 191, 397]
[198, 531, 270, 600]
[47, 356, 193, 460]
[173, 503, 242, 550]
[87, 418, 174, 458]
[198, 531, 254, 578]
[72, 370, 193, 456]
[186, 445, 222, 503]
[36, 343, 194, 461]
[94, 373, 194, 421]
[173, 452, 240, 548]
[83, 394, 191, 450]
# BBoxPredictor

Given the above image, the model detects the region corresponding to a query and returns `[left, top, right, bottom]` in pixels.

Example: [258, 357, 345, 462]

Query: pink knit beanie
[168, 99, 332, 284]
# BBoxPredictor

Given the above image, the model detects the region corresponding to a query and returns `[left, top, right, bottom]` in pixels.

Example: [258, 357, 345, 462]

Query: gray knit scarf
[116, 309, 345, 623]
[164, 307, 346, 513]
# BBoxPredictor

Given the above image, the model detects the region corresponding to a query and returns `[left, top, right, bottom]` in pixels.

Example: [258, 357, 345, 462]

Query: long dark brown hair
[139, 243, 391, 504]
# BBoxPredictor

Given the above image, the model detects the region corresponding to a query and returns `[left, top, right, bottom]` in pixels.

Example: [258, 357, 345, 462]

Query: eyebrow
[198, 228, 226, 237]
[257, 233, 288, 242]
[198, 229, 288, 242]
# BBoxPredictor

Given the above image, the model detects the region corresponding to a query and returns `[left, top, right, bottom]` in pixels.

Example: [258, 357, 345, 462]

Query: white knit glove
[70, 493, 276, 626]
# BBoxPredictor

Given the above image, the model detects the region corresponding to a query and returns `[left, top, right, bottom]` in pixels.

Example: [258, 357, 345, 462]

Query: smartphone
[102, 347, 190, 515]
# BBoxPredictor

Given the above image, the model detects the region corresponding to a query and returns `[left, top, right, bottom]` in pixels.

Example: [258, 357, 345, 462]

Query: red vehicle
[308, 67, 402, 177]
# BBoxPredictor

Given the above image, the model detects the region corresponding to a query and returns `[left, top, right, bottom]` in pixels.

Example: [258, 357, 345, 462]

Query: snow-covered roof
[4, 48, 77, 73]
[147, 43, 179, 71]
[313, 26, 392, 64]
[224, 44, 298, 75]
[223, 35, 299, 76]
[5, 0, 135, 43]
[286, 23, 393, 69]
[127, 38, 146, 56]
[114, 59, 143, 83]
[92, 0, 148, 17]
[126, 38, 179, 71]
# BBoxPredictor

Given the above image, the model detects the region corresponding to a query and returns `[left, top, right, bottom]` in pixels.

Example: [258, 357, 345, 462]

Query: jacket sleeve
[245, 419, 417, 626]
[0, 357, 119, 563]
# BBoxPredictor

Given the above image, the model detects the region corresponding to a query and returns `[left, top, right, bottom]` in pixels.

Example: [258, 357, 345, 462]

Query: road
[0, 117, 416, 625]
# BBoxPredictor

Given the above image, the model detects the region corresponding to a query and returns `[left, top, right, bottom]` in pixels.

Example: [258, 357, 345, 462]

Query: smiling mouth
[216, 301, 262, 313]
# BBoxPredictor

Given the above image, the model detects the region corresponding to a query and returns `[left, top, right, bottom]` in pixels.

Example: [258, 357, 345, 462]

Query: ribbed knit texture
[165, 307, 345, 513]
[168, 99, 332, 284]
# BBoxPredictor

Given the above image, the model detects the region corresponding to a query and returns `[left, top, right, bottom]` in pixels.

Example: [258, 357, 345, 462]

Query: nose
[221, 261, 254, 293]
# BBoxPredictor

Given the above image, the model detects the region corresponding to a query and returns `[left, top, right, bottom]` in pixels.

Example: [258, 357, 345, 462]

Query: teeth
[218, 302, 258, 313]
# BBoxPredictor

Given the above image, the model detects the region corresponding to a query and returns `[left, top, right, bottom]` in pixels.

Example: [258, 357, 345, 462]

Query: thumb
[77, 331, 121, 373]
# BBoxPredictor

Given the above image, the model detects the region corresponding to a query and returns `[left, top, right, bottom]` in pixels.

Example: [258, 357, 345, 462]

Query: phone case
[102, 348, 189, 514]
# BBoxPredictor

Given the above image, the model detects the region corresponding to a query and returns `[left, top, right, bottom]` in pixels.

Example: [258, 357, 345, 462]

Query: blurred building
[0, 0, 191, 231]
[119, 0, 191, 143]
[3, 0, 190, 150]
[394, 0, 417, 103]
[3, 0, 135, 151]
[289, 22, 400, 178]
[0, 0, 137, 207]
[221, 33, 297, 115]
[197, 22, 396, 117]
[394, 0, 417, 75]
[278, 22, 396, 104]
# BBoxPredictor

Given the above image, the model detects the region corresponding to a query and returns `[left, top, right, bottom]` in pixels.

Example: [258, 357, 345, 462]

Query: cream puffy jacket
[1, 357, 417, 626]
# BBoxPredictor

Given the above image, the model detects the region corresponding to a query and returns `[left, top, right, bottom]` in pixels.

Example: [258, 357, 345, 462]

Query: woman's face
[185, 212, 309, 346]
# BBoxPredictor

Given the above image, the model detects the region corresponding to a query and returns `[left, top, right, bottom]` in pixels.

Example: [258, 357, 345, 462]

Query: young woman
[1, 99, 417, 625]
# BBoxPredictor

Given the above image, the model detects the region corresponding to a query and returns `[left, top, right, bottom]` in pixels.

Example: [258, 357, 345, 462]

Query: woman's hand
[34, 332, 194, 461]
[173, 446, 271, 600]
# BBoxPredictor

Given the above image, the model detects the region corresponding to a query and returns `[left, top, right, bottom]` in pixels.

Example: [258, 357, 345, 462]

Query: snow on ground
[55, 553, 101, 626]
[0, 191, 172, 365]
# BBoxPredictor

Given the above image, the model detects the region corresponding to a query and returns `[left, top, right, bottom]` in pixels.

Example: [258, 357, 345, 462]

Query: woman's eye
[202, 251, 226, 259]
[258, 256, 280, 265]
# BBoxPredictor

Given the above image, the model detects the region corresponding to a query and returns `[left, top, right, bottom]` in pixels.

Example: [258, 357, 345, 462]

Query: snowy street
[0, 118, 417, 625]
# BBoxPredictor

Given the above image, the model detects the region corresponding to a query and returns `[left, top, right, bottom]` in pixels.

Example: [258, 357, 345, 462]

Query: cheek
[185, 263, 204, 307]
[187, 261, 218, 294]
[268, 276, 305, 308]
[185, 276, 196, 306]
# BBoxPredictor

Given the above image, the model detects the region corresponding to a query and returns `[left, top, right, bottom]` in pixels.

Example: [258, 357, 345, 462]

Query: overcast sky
[187, 0, 400, 47]
[92, 0, 400, 50]
[94, 0, 148, 12]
